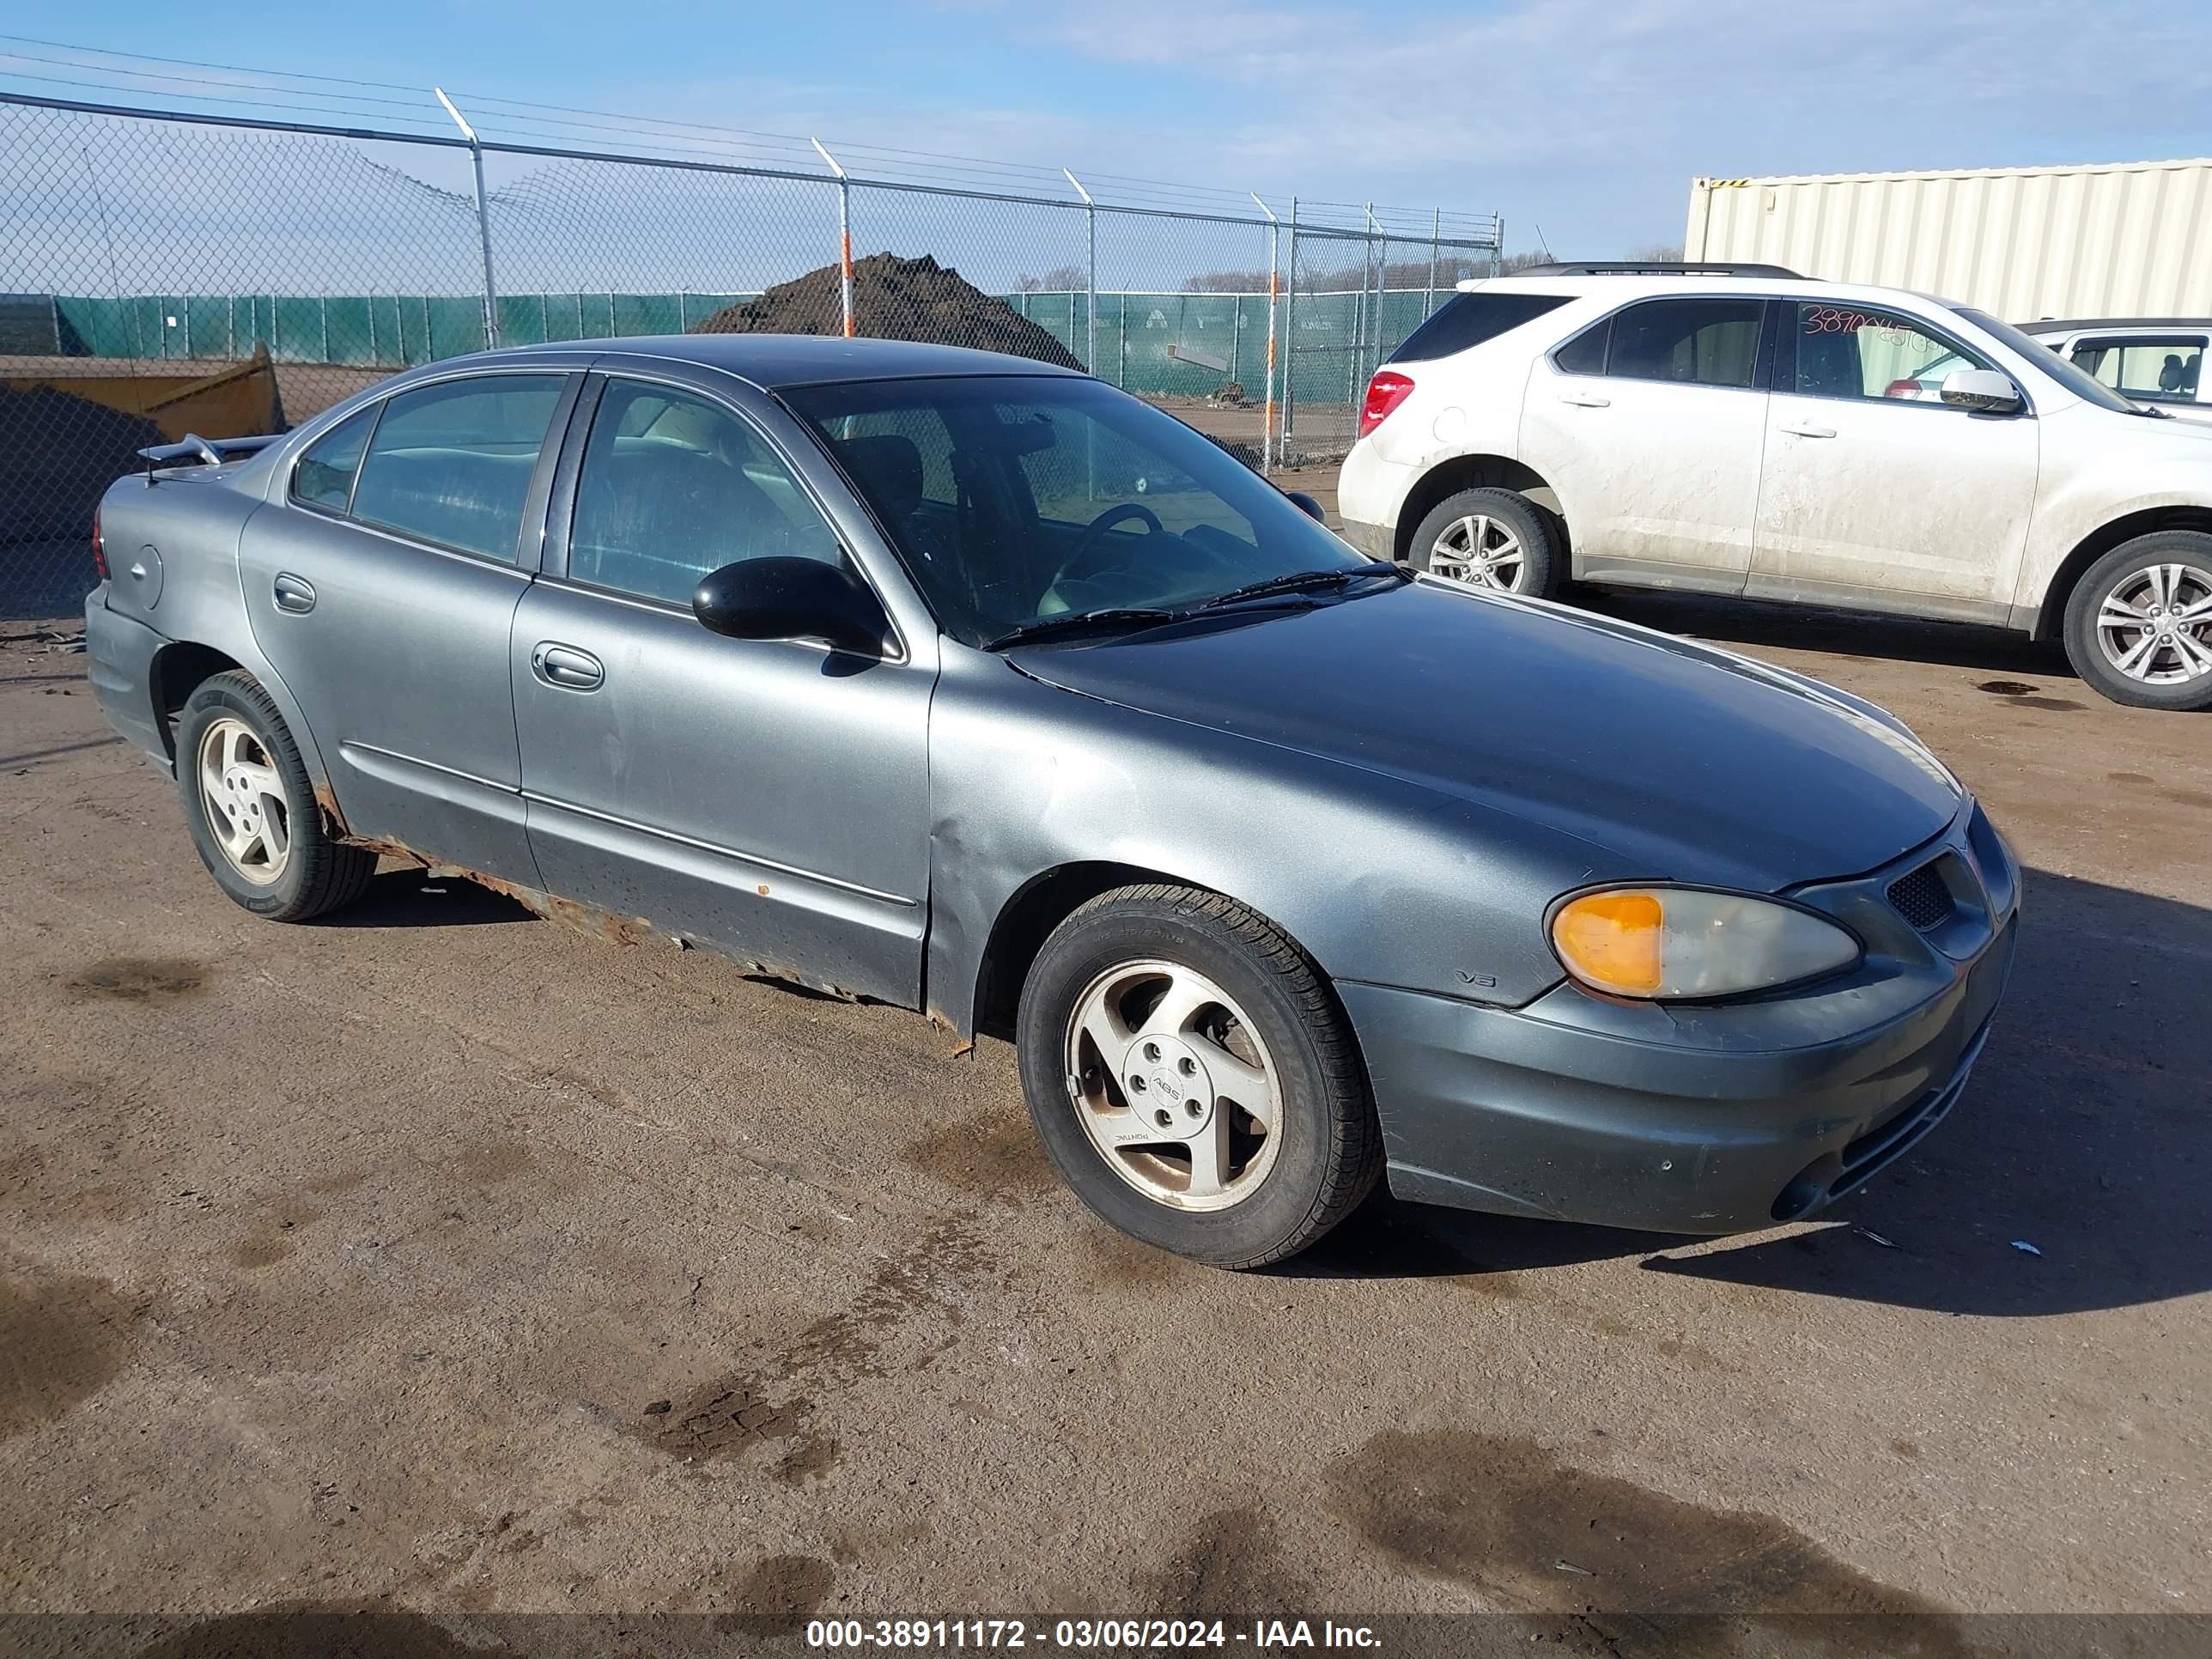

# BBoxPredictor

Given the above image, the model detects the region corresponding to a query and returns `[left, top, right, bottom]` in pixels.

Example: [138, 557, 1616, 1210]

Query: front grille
[1887, 862, 1954, 931]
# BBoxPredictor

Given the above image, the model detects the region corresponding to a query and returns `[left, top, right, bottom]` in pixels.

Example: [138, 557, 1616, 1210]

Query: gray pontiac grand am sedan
[85, 336, 2019, 1268]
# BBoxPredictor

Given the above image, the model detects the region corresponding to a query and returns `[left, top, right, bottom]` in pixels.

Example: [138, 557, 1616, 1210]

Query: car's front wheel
[1016, 884, 1382, 1268]
[175, 671, 377, 921]
[1407, 485, 1561, 597]
[2063, 532, 2212, 710]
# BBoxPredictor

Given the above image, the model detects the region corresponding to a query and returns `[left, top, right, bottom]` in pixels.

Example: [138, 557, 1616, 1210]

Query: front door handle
[1559, 391, 1612, 408]
[272, 572, 315, 613]
[531, 642, 605, 692]
[1779, 421, 1838, 438]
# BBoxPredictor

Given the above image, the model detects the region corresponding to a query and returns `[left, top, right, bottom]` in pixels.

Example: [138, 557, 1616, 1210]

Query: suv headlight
[1549, 887, 1861, 1000]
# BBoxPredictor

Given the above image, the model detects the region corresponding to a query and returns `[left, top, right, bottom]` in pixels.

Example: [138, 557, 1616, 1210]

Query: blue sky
[5, 0, 2211, 255]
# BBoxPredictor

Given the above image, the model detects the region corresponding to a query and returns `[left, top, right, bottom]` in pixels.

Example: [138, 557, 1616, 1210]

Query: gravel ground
[0, 578, 2206, 1658]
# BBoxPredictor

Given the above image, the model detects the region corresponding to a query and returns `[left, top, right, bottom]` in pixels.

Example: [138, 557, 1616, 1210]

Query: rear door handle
[532, 642, 605, 692]
[1558, 391, 1611, 408]
[272, 572, 315, 613]
[1779, 421, 1837, 438]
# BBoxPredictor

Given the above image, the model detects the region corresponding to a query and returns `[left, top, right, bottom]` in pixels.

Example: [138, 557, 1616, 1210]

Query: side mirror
[692, 556, 890, 656]
[1939, 368, 2024, 416]
[1285, 490, 1328, 523]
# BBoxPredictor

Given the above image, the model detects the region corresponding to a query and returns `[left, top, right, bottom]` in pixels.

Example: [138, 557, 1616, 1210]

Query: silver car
[85, 337, 2018, 1267]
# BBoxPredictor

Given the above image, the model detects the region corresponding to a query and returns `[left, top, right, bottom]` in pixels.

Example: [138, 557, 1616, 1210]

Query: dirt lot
[2, 564, 2208, 1656]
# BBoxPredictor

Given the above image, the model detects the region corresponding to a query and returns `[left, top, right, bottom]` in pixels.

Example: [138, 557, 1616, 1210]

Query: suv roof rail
[1504, 260, 1802, 278]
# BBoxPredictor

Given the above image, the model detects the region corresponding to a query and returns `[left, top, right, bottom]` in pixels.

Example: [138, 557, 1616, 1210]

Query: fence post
[1492, 216, 1504, 278]
[1426, 209, 1438, 319]
[811, 139, 854, 337]
[1283, 200, 1291, 448]
[1064, 169, 1097, 374]
[1252, 193, 1279, 474]
[434, 89, 501, 349]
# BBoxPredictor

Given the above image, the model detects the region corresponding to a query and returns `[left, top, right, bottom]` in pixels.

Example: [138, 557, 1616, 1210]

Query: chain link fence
[0, 89, 1500, 618]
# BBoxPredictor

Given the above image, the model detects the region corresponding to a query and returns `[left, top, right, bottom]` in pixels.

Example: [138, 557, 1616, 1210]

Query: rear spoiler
[137, 432, 282, 480]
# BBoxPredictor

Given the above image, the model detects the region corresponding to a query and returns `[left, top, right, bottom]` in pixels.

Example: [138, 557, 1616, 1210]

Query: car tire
[1015, 883, 1382, 1269]
[175, 671, 377, 921]
[2061, 532, 2212, 710]
[1407, 486, 1561, 598]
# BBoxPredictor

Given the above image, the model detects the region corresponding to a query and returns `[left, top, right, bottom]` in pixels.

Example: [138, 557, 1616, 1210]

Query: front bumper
[83, 585, 173, 768]
[1341, 808, 2021, 1234]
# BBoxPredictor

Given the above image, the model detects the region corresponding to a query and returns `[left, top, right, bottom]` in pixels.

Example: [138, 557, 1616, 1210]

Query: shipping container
[1685, 158, 2212, 322]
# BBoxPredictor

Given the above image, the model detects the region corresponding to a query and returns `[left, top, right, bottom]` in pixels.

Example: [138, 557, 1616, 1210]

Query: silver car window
[787, 374, 1364, 649]
[568, 379, 846, 608]
[289, 404, 378, 514]
[348, 374, 567, 562]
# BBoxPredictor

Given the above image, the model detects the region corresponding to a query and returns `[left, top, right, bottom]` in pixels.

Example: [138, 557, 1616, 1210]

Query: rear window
[1387, 292, 1571, 364]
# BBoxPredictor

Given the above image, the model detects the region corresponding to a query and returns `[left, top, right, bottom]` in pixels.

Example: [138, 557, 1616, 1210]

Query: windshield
[783, 374, 1365, 647]
[1958, 307, 2137, 413]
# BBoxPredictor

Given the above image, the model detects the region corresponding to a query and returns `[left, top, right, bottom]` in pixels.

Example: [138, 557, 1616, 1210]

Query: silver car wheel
[197, 717, 291, 886]
[2095, 561, 2212, 686]
[1430, 514, 1526, 590]
[1062, 957, 1282, 1212]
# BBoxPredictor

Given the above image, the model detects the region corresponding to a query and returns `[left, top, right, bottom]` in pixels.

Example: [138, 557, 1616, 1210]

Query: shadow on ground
[1292, 867, 2210, 1317]
[1583, 588, 2068, 678]
[312, 868, 535, 928]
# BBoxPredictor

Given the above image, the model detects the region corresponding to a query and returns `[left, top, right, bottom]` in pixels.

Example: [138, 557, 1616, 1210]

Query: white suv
[1336, 263, 2212, 709]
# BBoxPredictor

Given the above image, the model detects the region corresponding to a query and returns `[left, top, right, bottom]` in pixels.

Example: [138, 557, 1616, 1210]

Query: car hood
[1007, 580, 1964, 892]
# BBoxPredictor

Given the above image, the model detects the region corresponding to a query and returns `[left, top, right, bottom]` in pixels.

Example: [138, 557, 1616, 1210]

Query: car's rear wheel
[1407, 486, 1561, 597]
[2063, 532, 2212, 709]
[175, 672, 376, 921]
[1016, 884, 1381, 1268]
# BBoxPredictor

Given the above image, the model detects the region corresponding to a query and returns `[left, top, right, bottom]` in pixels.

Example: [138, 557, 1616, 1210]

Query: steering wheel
[1054, 501, 1165, 587]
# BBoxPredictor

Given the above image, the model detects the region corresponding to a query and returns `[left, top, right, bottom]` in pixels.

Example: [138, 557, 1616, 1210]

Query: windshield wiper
[983, 607, 1185, 650]
[1195, 563, 1410, 611]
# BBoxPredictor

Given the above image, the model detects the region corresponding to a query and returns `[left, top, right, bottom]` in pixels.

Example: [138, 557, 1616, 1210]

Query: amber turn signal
[1548, 886, 1861, 1001]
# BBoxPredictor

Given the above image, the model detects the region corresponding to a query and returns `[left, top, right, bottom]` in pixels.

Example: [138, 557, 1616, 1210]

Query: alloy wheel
[1429, 514, 1526, 590]
[1062, 958, 1282, 1212]
[197, 717, 291, 885]
[2095, 561, 2212, 686]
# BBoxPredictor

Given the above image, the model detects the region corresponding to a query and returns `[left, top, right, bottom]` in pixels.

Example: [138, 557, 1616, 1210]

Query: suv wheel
[1407, 486, 1561, 597]
[2062, 532, 2212, 710]
[1015, 884, 1382, 1269]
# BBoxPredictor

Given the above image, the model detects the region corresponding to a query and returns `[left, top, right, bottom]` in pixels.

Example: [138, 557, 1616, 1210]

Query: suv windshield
[785, 374, 1365, 647]
[1957, 307, 2137, 413]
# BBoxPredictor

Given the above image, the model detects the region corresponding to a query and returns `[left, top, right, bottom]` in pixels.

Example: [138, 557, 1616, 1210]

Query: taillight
[1359, 369, 1414, 437]
[90, 505, 107, 582]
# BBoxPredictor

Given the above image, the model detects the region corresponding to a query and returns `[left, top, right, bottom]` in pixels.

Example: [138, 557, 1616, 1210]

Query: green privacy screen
[40, 289, 1441, 403]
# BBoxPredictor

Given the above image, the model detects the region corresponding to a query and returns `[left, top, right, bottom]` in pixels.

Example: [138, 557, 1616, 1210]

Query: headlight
[1549, 887, 1861, 1000]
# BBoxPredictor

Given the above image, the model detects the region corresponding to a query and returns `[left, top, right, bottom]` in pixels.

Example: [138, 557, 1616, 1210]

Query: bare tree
[1014, 264, 1088, 293]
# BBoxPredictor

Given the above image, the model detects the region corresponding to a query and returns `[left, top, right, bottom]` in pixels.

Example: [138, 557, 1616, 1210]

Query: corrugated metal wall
[1685, 158, 2212, 321]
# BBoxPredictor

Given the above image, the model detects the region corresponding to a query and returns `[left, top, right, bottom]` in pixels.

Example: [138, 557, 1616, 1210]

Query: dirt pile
[691, 252, 1085, 370]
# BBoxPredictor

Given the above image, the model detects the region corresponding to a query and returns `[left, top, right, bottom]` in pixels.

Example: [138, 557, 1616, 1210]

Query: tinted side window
[568, 379, 843, 607]
[1607, 299, 1764, 388]
[1553, 317, 1609, 375]
[349, 375, 566, 561]
[290, 404, 377, 512]
[1388, 293, 1572, 364]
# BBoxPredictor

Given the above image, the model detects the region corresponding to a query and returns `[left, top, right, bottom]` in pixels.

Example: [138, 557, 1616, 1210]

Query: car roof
[2017, 317, 2212, 334]
[493, 332, 1087, 389]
